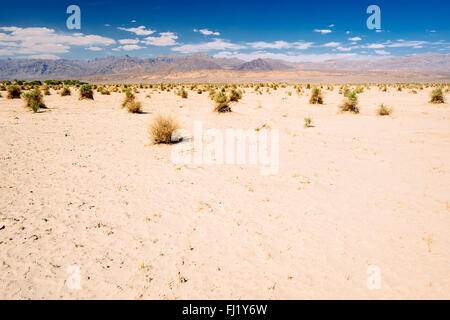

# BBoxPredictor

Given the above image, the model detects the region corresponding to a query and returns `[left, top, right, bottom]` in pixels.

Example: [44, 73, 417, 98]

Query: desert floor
[0, 86, 449, 299]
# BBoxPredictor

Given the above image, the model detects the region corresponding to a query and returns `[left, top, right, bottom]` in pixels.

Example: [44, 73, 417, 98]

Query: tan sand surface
[0, 86, 449, 299]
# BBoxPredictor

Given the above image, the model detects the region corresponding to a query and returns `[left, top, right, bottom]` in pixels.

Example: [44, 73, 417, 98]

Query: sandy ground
[0, 86, 449, 299]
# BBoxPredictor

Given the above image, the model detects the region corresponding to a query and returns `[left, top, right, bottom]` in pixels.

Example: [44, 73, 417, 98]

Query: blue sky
[0, 0, 448, 61]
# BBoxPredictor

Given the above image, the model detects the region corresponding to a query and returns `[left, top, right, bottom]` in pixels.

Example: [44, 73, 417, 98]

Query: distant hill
[294, 53, 450, 72]
[234, 58, 292, 71]
[0, 53, 448, 80]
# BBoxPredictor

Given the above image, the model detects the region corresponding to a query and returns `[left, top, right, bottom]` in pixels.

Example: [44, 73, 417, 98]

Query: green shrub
[79, 84, 93, 100]
[309, 87, 323, 104]
[339, 91, 359, 113]
[122, 89, 142, 113]
[178, 88, 188, 99]
[22, 88, 46, 112]
[229, 89, 242, 102]
[304, 118, 313, 128]
[430, 88, 445, 104]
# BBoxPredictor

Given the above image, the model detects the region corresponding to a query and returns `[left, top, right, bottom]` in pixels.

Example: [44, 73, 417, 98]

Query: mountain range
[0, 53, 448, 80]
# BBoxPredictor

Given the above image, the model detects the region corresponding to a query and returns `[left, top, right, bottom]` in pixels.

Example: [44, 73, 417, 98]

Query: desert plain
[0, 83, 449, 299]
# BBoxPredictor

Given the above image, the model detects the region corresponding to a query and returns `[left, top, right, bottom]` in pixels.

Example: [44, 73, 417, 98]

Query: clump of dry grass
[339, 91, 359, 113]
[60, 87, 71, 96]
[229, 88, 242, 102]
[213, 91, 232, 113]
[98, 87, 110, 95]
[309, 87, 323, 104]
[22, 88, 46, 112]
[429, 88, 445, 104]
[122, 89, 142, 113]
[7, 85, 21, 99]
[177, 88, 188, 99]
[149, 114, 180, 144]
[79, 84, 94, 100]
[304, 118, 313, 128]
[377, 104, 392, 116]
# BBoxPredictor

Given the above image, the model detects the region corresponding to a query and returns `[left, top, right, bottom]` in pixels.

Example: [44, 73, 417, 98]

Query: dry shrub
[429, 88, 445, 104]
[229, 89, 242, 102]
[7, 85, 21, 99]
[339, 91, 359, 113]
[304, 118, 313, 128]
[377, 104, 392, 116]
[149, 114, 180, 144]
[121, 89, 135, 108]
[79, 84, 93, 100]
[61, 87, 71, 96]
[309, 87, 323, 104]
[22, 88, 46, 112]
[177, 88, 188, 98]
[214, 91, 232, 113]
[127, 101, 142, 113]
[122, 89, 142, 113]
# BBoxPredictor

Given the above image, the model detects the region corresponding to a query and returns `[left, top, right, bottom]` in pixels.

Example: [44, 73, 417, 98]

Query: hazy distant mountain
[294, 53, 450, 72]
[0, 53, 448, 80]
[234, 58, 292, 71]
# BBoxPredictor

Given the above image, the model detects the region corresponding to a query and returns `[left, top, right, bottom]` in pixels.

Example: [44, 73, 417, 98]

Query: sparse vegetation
[22, 88, 46, 112]
[339, 91, 359, 113]
[149, 114, 180, 144]
[377, 104, 392, 116]
[214, 91, 232, 113]
[430, 88, 445, 104]
[177, 88, 188, 99]
[7, 85, 22, 99]
[229, 89, 242, 102]
[79, 84, 94, 100]
[309, 87, 323, 104]
[60, 87, 71, 96]
[304, 118, 313, 128]
[122, 89, 142, 113]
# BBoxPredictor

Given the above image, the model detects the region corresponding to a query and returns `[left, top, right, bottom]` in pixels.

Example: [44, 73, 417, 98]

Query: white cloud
[245, 40, 313, 50]
[328, 24, 335, 27]
[117, 26, 155, 36]
[23, 54, 60, 60]
[337, 46, 352, 51]
[346, 31, 351, 34]
[246, 40, 291, 49]
[0, 26, 115, 57]
[142, 32, 178, 46]
[131, 20, 136, 23]
[195, 28, 220, 36]
[172, 39, 245, 53]
[375, 50, 390, 55]
[313, 29, 332, 34]
[366, 43, 385, 49]
[292, 41, 314, 50]
[348, 37, 362, 41]
[323, 42, 340, 47]
[118, 38, 140, 45]
[113, 44, 145, 51]
[387, 40, 428, 48]
[86, 46, 102, 51]
[104, 24, 111, 27]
